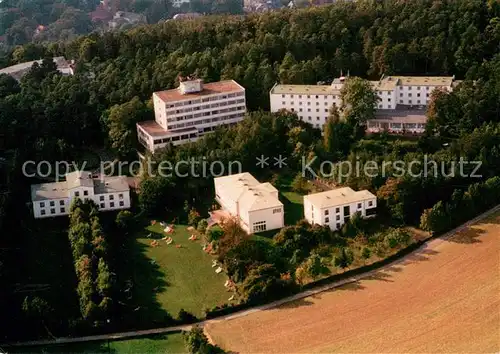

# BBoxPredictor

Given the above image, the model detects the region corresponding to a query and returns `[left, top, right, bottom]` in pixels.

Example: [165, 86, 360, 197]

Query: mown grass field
[9, 333, 186, 353]
[130, 223, 233, 319]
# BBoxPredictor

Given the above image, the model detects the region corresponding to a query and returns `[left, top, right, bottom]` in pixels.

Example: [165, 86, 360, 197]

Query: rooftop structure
[214, 172, 284, 234]
[137, 78, 246, 152]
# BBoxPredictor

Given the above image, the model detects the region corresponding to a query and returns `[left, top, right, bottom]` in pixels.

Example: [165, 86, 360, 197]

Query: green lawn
[130, 223, 233, 319]
[10, 332, 186, 353]
[281, 190, 304, 225]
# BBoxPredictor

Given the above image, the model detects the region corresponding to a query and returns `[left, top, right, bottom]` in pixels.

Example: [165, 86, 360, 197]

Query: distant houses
[31, 171, 130, 218]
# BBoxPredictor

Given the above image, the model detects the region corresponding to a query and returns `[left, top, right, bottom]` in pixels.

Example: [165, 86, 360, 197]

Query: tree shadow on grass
[280, 190, 304, 226]
[117, 235, 171, 329]
[11, 340, 119, 353]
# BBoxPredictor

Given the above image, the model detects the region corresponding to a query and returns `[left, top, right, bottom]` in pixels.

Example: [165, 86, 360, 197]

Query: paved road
[7, 204, 500, 348]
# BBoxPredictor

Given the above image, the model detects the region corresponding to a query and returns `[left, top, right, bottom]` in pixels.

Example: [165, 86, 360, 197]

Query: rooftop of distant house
[154, 80, 245, 103]
[304, 187, 376, 209]
[270, 84, 341, 96]
[214, 172, 283, 212]
[0, 57, 72, 81]
[372, 75, 455, 90]
[371, 109, 427, 124]
[31, 171, 129, 201]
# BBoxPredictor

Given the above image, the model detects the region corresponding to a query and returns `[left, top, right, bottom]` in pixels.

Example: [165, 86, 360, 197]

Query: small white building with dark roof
[30, 171, 130, 218]
[214, 172, 284, 234]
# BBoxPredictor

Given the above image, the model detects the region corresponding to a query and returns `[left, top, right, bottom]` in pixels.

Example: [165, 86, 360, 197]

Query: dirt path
[205, 212, 500, 353]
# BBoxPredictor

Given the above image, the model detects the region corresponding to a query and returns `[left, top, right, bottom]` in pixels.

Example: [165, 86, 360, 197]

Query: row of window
[281, 100, 337, 106]
[166, 105, 244, 123]
[272, 208, 282, 214]
[166, 92, 244, 108]
[40, 200, 65, 208]
[367, 122, 426, 129]
[168, 112, 244, 130]
[280, 94, 335, 99]
[253, 221, 266, 233]
[167, 98, 245, 115]
[40, 207, 66, 216]
[99, 201, 125, 209]
[294, 108, 329, 113]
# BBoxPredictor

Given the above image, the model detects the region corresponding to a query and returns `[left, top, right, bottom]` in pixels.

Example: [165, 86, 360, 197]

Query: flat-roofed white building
[214, 172, 284, 234]
[137, 77, 246, 153]
[269, 83, 341, 129]
[304, 187, 376, 231]
[371, 75, 457, 109]
[270, 75, 459, 134]
[31, 171, 130, 218]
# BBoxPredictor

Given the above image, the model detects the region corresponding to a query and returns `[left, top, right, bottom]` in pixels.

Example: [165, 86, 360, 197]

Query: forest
[0, 0, 499, 343]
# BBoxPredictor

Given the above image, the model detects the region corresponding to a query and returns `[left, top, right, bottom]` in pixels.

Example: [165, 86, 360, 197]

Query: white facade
[270, 75, 458, 134]
[31, 171, 131, 218]
[137, 79, 246, 153]
[0, 57, 73, 81]
[304, 187, 376, 231]
[214, 172, 284, 234]
[269, 83, 342, 129]
[172, 0, 190, 7]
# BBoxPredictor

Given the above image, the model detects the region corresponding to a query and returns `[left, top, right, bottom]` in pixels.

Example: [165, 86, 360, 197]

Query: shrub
[116, 210, 133, 230]
[334, 247, 354, 269]
[206, 225, 223, 242]
[197, 219, 208, 234]
[188, 208, 202, 226]
[361, 247, 371, 260]
[183, 326, 225, 354]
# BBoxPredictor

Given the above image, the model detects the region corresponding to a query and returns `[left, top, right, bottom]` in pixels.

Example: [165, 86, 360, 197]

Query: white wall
[93, 191, 130, 211]
[33, 198, 70, 218]
[270, 92, 341, 129]
[304, 197, 377, 231]
[248, 205, 284, 234]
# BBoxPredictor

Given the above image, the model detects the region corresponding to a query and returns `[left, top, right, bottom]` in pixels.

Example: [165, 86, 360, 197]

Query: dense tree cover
[420, 176, 500, 234]
[68, 199, 115, 324]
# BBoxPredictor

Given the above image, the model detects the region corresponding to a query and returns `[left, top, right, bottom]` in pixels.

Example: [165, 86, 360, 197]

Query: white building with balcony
[137, 77, 246, 153]
[214, 172, 284, 234]
[270, 75, 460, 134]
[304, 187, 376, 231]
[31, 171, 130, 218]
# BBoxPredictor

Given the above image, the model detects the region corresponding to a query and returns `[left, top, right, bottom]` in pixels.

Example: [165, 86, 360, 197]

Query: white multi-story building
[270, 75, 460, 134]
[304, 187, 376, 231]
[269, 83, 342, 129]
[214, 172, 284, 234]
[31, 171, 131, 218]
[137, 78, 246, 153]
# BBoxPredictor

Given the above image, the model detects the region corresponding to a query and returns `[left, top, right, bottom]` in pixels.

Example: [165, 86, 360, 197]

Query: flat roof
[137, 121, 199, 138]
[304, 187, 376, 209]
[372, 110, 427, 124]
[94, 176, 130, 194]
[31, 181, 68, 202]
[154, 80, 244, 103]
[270, 84, 340, 96]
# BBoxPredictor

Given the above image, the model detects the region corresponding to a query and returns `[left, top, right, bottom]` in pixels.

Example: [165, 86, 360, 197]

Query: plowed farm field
[205, 212, 500, 353]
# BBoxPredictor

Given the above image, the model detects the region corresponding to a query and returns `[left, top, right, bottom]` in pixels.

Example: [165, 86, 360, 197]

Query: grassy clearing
[130, 223, 233, 319]
[281, 190, 304, 226]
[9, 332, 186, 353]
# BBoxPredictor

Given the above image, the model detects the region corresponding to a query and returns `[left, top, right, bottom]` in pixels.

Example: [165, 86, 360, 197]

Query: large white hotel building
[270, 75, 460, 134]
[137, 77, 246, 153]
